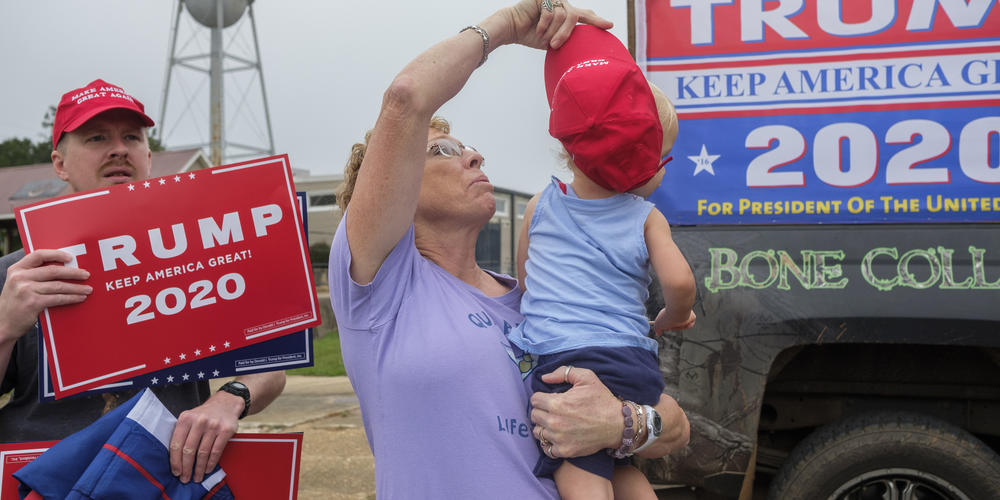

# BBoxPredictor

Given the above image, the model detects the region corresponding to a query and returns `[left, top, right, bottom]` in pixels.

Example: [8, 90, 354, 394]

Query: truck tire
[766, 412, 1000, 500]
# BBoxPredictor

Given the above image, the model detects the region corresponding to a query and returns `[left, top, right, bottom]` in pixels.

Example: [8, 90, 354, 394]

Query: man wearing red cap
[0, 79, 285, 485]
[506, 27, 696, 499]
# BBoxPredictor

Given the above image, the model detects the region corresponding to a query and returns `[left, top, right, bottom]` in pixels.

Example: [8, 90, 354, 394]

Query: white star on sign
[182, 373, 190, 381]
[689, 144, 720, 176]
[194, 349, 201, 356]
[151, 377, 159, 384]
[158, 178, 166, 185]
[223, 341, 231, 348]
[144, 181, 151, 188]
[198, 371, 205, 379]
[128, 184, 135, 191]
[179, 353, 187, 360]
[209, 345, 216, 352]
[164, 357, 171, 364]
[174, 175, 181, 182]
[166, 375, 174, 383]
[188, 172, 196, 179]
[212, 370, 220, 377]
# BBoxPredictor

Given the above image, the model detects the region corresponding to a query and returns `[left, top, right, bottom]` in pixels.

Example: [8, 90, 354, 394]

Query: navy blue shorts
[530, 346, 664, 480]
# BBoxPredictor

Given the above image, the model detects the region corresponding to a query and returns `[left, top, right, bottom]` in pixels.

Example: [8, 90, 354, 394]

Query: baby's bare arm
[644, 208, 696, 333]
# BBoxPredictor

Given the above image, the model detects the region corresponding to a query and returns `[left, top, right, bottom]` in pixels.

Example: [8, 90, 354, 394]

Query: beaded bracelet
[609, 400, 639, 459]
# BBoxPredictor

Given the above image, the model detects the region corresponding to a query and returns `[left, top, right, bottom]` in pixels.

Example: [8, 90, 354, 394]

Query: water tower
[158, 0, 275, 166]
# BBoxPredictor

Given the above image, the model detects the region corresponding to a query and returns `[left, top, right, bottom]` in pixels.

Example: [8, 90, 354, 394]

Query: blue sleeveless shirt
[508, 177, 657, 355]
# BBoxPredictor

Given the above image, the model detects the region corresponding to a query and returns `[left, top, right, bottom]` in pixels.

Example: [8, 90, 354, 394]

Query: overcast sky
[0, 0, 631, 194]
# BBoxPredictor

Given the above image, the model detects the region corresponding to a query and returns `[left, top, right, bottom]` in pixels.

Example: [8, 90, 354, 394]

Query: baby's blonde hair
[648, 82, 678, 155]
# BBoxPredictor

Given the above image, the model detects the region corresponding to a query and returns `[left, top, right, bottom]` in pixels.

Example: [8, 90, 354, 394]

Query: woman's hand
[529, 366, 622, 458]
[529, 365, 692, 459]
[501, 0, 612, 50]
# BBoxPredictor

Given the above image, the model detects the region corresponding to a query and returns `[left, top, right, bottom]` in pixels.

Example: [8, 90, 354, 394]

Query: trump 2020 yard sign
[16, 154, 320, 398]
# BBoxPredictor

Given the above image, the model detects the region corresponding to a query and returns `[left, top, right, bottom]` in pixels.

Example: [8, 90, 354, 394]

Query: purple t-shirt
[329, 221, 558, 499]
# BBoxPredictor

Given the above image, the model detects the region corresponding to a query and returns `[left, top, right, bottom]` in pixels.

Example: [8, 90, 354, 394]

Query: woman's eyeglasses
[427, 138, 478, 158]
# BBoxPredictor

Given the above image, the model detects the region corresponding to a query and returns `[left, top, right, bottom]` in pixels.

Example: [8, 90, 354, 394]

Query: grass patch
[287, 329, 346, 377]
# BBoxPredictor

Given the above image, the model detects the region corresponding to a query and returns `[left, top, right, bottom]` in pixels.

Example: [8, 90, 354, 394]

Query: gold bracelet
[460, 25, 490, 67]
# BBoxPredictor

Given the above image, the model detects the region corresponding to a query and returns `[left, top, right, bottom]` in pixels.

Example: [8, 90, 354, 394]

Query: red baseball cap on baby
[544, 26, 662, 192]
[52, 79, 155, 148]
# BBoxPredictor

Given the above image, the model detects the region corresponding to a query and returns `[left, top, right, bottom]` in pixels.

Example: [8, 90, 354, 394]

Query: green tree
[148, 130, 165, 152]
[0, 137, 52, 166]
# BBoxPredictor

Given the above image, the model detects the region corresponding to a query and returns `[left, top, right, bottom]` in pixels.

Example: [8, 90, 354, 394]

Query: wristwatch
[218, 381, 251, 419]
[633, 405, 662, 453]
[648, 406, 662, 438]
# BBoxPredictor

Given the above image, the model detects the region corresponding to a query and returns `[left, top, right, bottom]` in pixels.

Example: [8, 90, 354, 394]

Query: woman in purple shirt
[328, 1, 690, 497]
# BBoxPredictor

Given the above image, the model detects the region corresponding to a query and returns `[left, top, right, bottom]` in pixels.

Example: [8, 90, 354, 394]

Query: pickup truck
[642, 222, 1000, 499]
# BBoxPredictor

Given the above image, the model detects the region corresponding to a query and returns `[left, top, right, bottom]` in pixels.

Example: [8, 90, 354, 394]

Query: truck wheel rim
[830, 468, 970, 500]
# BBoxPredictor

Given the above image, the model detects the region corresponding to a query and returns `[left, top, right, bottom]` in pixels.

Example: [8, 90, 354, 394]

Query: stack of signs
[15, 154, 321, 399]
[0, 434, 304, 499]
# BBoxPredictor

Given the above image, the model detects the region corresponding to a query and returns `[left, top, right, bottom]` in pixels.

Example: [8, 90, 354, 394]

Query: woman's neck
[414, 219, 511, 297]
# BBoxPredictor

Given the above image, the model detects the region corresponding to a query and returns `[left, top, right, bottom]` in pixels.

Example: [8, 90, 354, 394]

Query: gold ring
[563, 365, 572, 383]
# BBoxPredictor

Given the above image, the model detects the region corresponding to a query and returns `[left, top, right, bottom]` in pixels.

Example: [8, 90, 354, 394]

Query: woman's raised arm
[342, 0, 611, 284]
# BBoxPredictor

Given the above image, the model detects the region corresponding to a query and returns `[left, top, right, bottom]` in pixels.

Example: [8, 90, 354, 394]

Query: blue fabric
[508, 178, 658, 355]
[15, 389, 233, 500]
[529, 346, 664, 480]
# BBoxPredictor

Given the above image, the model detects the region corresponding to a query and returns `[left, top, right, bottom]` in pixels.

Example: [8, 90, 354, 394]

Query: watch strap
[633, 405, 661, 453]
[218, 381, 251, 419]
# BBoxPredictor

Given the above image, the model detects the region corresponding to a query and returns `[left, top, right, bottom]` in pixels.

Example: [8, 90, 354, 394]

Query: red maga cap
[544, 26, 662, 192]
[52, 79, 155, 148]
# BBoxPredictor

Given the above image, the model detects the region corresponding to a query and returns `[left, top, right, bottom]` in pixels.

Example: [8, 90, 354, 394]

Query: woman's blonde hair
[337, 116, 451, 211]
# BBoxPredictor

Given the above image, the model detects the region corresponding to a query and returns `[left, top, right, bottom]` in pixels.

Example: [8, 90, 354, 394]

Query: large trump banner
[635, 0, 1000, 225]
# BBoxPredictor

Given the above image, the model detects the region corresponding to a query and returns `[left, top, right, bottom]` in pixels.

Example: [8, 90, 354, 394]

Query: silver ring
[544, 443, 556, 458]
[563, 365, 572, 384]
[552, 0, 564, 7]
[540, 0, 553, 12]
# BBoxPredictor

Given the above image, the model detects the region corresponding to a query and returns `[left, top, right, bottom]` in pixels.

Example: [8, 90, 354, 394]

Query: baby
[508, 25, 696, 500]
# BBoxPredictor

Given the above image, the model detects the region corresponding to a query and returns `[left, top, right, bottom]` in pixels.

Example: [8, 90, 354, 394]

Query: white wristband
[632, 405, 660, 453]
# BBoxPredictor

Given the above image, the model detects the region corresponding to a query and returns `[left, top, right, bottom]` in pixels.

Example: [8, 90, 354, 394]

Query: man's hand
[0, 250, 91, 345]
[169, 371, 285, 483]
[169, 391, 242, 483]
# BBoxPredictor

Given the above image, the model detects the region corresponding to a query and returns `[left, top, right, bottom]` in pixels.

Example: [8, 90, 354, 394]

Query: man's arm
[169, 370, 286, 483]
